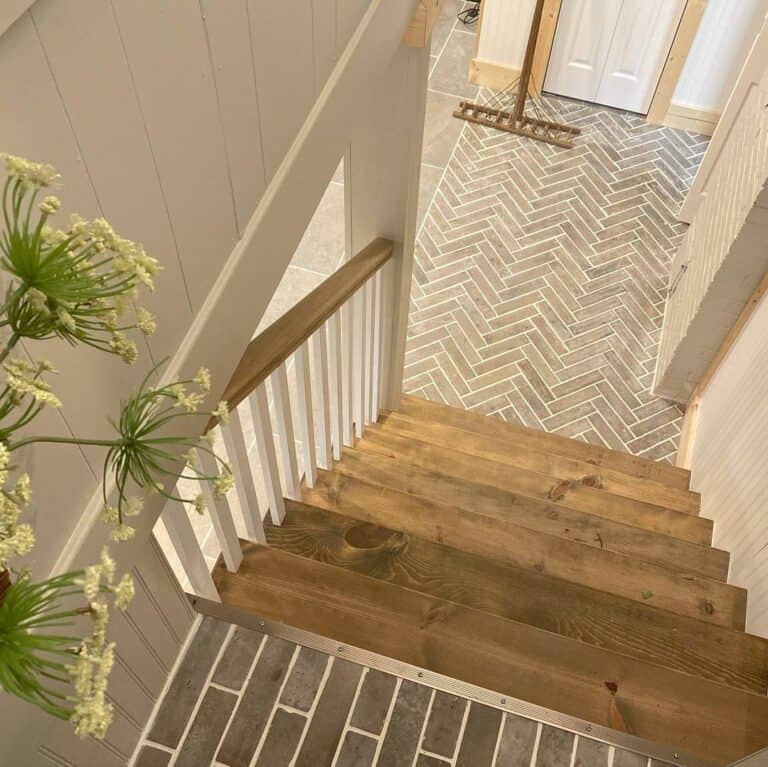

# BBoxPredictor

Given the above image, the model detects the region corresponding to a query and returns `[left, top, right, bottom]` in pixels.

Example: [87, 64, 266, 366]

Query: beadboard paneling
[653, 18, 768, 402]
[692, 291, 768, 638]
[476, 0, 536, 69]
[673, 0, 768, 112]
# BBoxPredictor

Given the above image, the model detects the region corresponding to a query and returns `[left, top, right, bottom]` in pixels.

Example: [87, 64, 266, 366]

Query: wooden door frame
[473, 0, 709, 129]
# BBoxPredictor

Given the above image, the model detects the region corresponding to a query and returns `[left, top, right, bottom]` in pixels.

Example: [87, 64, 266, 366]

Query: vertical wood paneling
[692, 291, 768, 638]
[476, 0, 536, 69]
[673, 0, 768, 112]
[111, 0, 239, 309]
[313, 0, 339, 92]
[654, 14, 768, 402]
[200, 0, 267, 235]
[30, 0, 193, 359]
[248, 0, 317, 180]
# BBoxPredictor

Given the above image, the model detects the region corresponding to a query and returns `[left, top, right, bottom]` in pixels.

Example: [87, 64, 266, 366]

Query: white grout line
[287, 653, 335, 767]
[208, 632, 269, 767]
[449, 697, 472, 767]
[370, 676, 403, 766]
[529, 722, 544, 767]
[569, 734, 579, 767]
[127, 613, 202, 766]
[330, 665, 371, 765]
[490, 711, 506, 766]
[411, 687, 437, 767]
[247, 644, 303, 767]
[166, 622, 237, 767]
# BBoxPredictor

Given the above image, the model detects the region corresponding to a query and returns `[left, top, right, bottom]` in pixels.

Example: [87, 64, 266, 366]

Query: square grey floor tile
[429, 28, 479, 99]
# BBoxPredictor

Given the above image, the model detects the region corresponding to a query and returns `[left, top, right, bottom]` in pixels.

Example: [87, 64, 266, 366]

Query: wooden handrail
[207, 237, 394, 429]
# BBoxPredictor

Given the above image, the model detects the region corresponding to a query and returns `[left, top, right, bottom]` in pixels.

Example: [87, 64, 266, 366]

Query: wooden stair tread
[271, 500, 768, 693]
[214, 544, 768, 764]
[303, 469, 745, 629]
[355, 426, 713, 544]
[349, 430, 714, 545]
[380, 411, 701, 515]
[323, 456, 729, 582]
[398, 395, 692, 491]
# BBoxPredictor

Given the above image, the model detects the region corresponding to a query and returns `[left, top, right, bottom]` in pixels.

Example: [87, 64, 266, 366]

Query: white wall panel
[674, 0, 768, 112]
[111, 0, 239, 310]
[248, 0, 317, 180]
[476, 0, 535, 69]
[692, 291, 768, 638]
[200, 0, 267, 236]
[0, 0, 385, 763]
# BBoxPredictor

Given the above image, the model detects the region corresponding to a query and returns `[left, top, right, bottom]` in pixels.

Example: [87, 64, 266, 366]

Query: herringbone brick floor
[404, 98, 709, 463]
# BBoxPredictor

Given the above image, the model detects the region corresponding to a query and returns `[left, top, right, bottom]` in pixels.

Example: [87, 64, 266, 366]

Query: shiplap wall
[0, 0, 374, 763]
[0, 0, 368, 573]
[476, 0, 535, 69]
[653, 18, 768, 401]
[691, 291, 768, 637]
[475, 0, 763, 114]
[674, 0, 768, 112]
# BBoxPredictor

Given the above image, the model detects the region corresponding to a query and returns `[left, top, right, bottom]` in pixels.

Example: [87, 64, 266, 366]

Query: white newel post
[346, 41, 430, 413]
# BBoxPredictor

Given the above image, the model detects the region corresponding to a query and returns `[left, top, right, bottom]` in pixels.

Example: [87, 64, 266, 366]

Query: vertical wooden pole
[514, 0, 546, 122]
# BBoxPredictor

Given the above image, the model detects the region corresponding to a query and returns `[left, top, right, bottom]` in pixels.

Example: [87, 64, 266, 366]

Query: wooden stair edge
[378, 410, 701, 515]
[214, 543, 768, 765]
[347, 430, 715, 546]
[300, 471, 746, 630]
[274, 498, 768, 693]
[398, 394, 693, 490]
[312, 462, 730, 584]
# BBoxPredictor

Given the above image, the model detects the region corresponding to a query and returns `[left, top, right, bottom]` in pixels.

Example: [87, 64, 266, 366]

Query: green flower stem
[0, 330, 21, 364]
[8, 435, 120, 452]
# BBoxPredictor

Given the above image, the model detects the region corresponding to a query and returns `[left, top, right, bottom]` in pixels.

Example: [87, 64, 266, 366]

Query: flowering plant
[0, 155, 232, 738]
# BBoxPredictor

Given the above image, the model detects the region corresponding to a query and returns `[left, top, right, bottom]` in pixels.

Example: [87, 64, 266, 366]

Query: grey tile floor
[134, 617, 679, 767]
[406, 85, 708, 464]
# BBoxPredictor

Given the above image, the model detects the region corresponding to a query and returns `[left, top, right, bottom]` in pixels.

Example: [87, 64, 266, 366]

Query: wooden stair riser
[380, 412, 701, 515]
[303, 472, 745, 629]
[275, 500, 768, 693]
[356, 428, 713, 545]
[327, 454, 727, 580]
[215, 546, 768, 765]
[398, 395, 692, 490]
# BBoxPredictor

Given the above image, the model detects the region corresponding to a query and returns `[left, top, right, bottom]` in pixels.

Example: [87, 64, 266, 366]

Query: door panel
[544, 0, 624, 102]
[596, 0, 687, 113]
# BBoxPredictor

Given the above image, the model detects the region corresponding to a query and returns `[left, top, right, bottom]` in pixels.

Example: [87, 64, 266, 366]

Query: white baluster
[364, 277, 375, 424]
[269, 365, 301, 499]
[353, 285, 366, 438]
[370, 270, 383, 422]
[197, 448, 242, 573]
[294, 343, 318, 485]
[327, 312, 344, 460]
[162, 498, 220, 601]
[249, 384, 286, 524]
[220, 408, 265, 544]
[311, 328, 333, 470]
[341, 300, 355, 446]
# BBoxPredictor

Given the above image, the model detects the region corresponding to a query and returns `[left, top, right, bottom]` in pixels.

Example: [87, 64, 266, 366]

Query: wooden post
[514, 0, 546, 122]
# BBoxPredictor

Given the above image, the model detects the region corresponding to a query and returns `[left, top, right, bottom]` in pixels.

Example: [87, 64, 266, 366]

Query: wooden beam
[647, 0, 708, 125]
[530, 0, 562, 94]
[403, 0, 445, 48]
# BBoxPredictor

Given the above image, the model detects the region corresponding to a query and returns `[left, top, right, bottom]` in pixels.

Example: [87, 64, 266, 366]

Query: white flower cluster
[0, 153, 60, 188]
[0, 444, 34, 568]
[3, 358, 61, 409]
[69, 548, 134, 739]
[101, 496, 142, 542]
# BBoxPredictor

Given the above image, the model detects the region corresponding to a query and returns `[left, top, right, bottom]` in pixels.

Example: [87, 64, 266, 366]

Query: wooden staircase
[212, 395, 768, 765]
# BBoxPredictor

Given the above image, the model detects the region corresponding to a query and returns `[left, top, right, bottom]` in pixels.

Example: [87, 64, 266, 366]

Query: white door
[545, 0, 688, 114]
